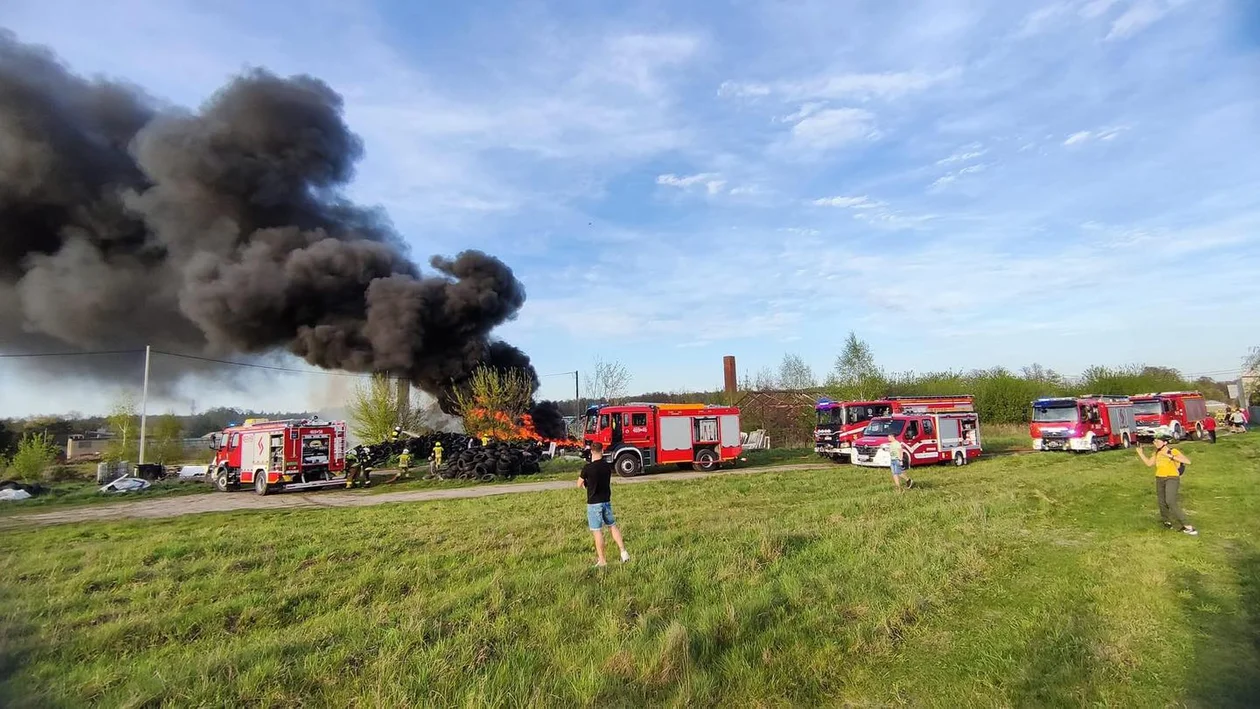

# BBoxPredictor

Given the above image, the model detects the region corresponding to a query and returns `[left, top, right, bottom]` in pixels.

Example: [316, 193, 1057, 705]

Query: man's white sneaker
[1182, 526, 1199, 536]
[620, 550, 630, 563]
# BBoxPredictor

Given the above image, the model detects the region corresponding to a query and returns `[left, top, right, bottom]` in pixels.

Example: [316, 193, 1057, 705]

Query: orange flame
[464, 407, 581, 447]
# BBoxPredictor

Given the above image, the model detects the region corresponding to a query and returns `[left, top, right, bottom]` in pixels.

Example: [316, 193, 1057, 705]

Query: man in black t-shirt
[579, 442, 630, 567]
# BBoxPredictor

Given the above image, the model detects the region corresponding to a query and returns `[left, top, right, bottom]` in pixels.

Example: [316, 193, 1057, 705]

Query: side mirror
[208, 433, 221, 450]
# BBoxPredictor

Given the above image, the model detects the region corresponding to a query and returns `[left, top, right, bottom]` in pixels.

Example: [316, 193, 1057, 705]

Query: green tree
[453, 366, 536, 440]
[349, 375, 422, 444]
[10, 431, 57, 483]
[829, 331, 884, 399]
[150, 413, 185, 464]
[104, 392, 139, 464]
[777, 353, 816, 390]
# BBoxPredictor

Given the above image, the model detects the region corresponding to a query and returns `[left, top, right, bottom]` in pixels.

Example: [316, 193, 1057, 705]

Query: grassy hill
[1, 436, 1257, 707]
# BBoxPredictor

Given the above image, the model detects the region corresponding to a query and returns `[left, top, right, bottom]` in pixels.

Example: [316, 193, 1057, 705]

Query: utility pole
[138, 345, 151, 465]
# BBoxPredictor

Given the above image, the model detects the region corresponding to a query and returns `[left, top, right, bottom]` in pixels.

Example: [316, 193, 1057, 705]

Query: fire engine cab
[850, 407, 982, 468]
[583, 403, 742, 476]
[814, 395, 975, 462]
[1131, 391, 1210, 441]
[1030, 395, 1136, 452]
[208, 418, 347, 495]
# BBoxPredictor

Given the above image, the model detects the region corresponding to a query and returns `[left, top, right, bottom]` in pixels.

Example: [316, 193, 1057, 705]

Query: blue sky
[2, 0, 1258, 417]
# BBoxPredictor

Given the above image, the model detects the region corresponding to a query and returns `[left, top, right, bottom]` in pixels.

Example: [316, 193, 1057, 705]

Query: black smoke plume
[527, 400, 568, 440]
[0, 31, 550, 415]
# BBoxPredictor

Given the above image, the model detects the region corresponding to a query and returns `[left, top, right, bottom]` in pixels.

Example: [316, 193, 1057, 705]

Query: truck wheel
[1122, 434, 1131, 449]
[254, 470, 271, 496]
[902, 454, 912, 470]
[1172, 425, 1184, 442]
[1089, 438, 1099, 453]
[953, 451, 965, 466]
[614, 453, 642, 477]
[213, 468, 233, 492]
[695, 449, 719, 472]
[1194, 424, 1204, 441]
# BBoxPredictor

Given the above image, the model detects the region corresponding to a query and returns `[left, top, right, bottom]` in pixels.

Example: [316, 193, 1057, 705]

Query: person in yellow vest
[429, 441, 444, 478]
[389, 448, 412, 483]
[1136, 434, 1197, 535]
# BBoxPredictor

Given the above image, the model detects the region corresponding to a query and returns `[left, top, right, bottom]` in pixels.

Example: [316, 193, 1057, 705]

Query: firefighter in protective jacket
[429, 441, 444, 477]
[344, 448, 360, 488]
[390, 448, 412, 483]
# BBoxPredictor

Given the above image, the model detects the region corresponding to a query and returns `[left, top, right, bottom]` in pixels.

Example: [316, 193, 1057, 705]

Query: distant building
[66, 431, 115, 460]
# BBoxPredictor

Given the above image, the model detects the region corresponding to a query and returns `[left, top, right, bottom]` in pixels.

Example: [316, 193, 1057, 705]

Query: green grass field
[2, 435, 1257, 707]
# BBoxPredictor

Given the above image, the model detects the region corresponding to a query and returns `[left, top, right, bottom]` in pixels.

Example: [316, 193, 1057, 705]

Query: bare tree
[753, 366, 776, 391]
[777, 353, 816, 390]
[585, 356, 632, 402]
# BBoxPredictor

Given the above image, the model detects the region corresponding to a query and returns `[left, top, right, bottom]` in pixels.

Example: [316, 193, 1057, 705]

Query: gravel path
[0, 463, 835, 529]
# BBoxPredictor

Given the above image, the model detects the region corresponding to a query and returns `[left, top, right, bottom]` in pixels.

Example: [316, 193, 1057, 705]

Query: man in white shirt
[888, 434, 914, 491]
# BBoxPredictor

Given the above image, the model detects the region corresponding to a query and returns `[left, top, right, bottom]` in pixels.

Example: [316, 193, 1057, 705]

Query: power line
[0, 349, 144, 358]
[151, 350, 372, 378]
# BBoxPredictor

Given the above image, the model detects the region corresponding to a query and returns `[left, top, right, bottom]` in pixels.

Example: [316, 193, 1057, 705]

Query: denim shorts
[586, 502, 616, 530]
[890, 458, 905, 476]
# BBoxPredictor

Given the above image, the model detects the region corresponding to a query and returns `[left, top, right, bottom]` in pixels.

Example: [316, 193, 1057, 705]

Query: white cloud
[1064, 130, 1094, 145]
[779, 102, 826, 123]
[811, 195, 881, 208]
[789, 108, 879, 149]
[937, 146, 986, 165]
[1063, 126, 1127, 146]
[1018, 4, 1073, 36]
[929, 174, 958, 189]
[1106, 1, 1171, 40]
[721, 69, 958, 103]
[656, 172, 727, 195]
[1080, 0, 1122, 19]
[958, 164, 987, 175]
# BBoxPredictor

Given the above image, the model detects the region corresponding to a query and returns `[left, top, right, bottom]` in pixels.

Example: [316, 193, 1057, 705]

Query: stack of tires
[444, 441, 543, 481]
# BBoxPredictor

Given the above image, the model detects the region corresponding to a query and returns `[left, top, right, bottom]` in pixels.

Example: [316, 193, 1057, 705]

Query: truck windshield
[1132, 401, 1161, 416]
[864, 419, 905, 437]
[845, 404, 892, 426]
[584, 416, 598, 434]
[1033, 406, 1079, 423]
[816, 408, 843, 426]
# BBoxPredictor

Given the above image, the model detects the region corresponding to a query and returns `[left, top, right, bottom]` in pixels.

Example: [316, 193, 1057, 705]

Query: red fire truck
[814, 395, 975, 461]
[1030, 395, 1137, 452]
[850, 407, 982, 468]
[583, 402, 742, 476]
[1131, 391, 1210, 441]
[207, 417, 347, 495]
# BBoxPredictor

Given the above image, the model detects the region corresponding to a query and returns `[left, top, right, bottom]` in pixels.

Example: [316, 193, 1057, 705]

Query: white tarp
[178, 465, 209, 478]
[0, 488, 32, 501]
[100, 477, 152, 493]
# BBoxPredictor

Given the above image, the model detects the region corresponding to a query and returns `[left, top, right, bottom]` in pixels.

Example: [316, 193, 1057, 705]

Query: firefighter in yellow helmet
[429, 441, 444, 478]
[344, 448, 359, 489]
[390, 448, 412, 484]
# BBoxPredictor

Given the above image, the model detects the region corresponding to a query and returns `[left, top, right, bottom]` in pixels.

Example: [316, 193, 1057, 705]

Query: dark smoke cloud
[0, 30, 545, 414]
[528, 400, 568, 440]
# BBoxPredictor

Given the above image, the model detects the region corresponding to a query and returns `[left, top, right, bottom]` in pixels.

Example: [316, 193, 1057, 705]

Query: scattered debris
[0, 479, 46, 498]
[99, 477, 152, 494]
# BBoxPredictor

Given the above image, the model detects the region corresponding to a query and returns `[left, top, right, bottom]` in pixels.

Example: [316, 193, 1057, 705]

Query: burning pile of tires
[360, 433, 555, 483]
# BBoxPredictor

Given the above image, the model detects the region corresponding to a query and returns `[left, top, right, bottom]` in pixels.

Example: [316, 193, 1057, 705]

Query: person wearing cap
[1135, 434, 1197, 535]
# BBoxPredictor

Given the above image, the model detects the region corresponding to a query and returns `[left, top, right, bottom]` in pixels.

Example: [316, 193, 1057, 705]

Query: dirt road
[0, 463, 834, 529]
